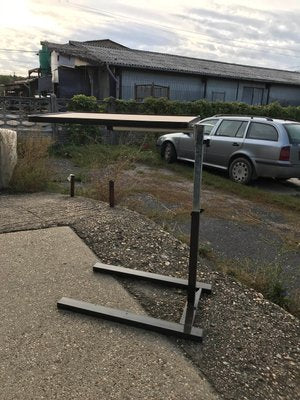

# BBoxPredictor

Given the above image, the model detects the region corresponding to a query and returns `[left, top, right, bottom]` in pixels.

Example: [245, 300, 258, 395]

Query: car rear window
[215, 120, 248, 137]
[247, 122, 278, 141]
[284, 124, 300, 144]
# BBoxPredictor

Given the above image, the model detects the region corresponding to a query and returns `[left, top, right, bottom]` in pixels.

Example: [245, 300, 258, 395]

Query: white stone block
[0, 129, 17, 189]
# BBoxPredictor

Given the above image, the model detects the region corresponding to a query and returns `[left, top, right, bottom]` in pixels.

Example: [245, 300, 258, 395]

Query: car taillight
[279, 146, 290, 161]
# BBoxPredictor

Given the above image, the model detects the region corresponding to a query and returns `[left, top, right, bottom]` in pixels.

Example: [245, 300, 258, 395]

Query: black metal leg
[93, 262, 211, 291]
[57, 297, 204, 341]
[57, 261, 211, 340]
[185, 210, 201, 328]
[180, 287, 202, 326]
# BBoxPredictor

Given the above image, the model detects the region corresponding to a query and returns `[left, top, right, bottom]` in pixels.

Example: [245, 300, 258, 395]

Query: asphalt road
[251, 177, 300, 195]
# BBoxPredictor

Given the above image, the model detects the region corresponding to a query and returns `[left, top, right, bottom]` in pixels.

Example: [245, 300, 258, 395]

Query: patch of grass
[279, 237, 300, 253]
[52, 142, 300, 214]
[152, 160, 300, 214]
[9, 136, 54, 193]
[143, 150, 300, 214]
[288, 289, 300, 319]
[225, 261, 287, 306]
[52, 143, 162, 169]
[201, 252, 297, 315]
[201, 170, 300, 213]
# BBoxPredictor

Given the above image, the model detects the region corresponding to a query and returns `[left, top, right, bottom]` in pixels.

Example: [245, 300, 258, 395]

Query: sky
[1, 0, 300, 76]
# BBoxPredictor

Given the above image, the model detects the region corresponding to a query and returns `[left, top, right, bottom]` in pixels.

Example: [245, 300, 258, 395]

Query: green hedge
[68, 94, 300, 121]
[102, 97, 300, 121]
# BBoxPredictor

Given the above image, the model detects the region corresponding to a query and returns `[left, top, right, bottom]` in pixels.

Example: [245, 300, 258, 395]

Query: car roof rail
[212, 114, 274, 121]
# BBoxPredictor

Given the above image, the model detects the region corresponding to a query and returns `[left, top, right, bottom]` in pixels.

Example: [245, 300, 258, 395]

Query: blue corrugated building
[38, 39, 300, 106]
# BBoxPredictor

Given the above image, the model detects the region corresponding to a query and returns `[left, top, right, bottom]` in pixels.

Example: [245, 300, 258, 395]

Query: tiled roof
[69, 39, 128, 49]
[41, 40, 300, 86]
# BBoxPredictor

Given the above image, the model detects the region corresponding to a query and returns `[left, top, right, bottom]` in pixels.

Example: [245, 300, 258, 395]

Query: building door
[242, 87, 264, 105]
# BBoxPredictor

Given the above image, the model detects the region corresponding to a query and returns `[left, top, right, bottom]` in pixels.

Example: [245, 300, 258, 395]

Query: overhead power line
[0, 48, 37, 53]
[67, 0, 300, 59]
[0, 58, 36, 64]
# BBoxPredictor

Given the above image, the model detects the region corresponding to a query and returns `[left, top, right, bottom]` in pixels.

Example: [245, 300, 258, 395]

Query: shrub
[67, 94, 102, 145]
[65, 124, 102, 145]
[68, 94, 100, 112]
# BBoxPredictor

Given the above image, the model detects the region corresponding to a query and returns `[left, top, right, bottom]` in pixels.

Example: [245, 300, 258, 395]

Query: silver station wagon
[157, 115, 300, 184]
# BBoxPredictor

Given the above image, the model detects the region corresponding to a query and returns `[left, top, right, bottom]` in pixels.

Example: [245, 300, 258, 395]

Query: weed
[287, 289, 300, 319]
[51, 143, 161, 169]
[88, 162, 137, 204]
[176, 233, 190, 245]
[212, 257, 291, 311]
[198, 243, 214, 260]
[9, 136, 53, 193]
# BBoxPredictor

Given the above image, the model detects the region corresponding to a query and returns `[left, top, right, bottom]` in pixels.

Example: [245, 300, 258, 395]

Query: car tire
[164, 142, 177, 163]
[229, 157, 253, 184]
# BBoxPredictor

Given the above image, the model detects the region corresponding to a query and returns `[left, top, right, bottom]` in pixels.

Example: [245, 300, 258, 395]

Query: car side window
[215, 120, 248, 137]
[236, 121, 248, 138]
[200, 119, 219, 134]
[247, 122, 278, 141]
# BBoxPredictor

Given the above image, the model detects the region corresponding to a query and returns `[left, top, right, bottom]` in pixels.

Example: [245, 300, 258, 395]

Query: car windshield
[284, 124, 300, 144]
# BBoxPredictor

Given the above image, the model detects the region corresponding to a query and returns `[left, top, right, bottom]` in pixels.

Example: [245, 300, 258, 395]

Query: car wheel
[164, 142, 177, 163]
[229, 157, 253, 184]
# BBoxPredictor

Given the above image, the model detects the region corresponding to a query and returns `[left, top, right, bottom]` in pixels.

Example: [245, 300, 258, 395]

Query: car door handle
[232, 142, 239, 146]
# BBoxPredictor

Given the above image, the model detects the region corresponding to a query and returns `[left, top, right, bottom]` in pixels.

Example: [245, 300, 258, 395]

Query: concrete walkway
[0, 223, 219, 399]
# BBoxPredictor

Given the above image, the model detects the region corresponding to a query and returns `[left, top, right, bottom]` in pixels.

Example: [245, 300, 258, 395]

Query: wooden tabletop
[28, 112, 201, 131]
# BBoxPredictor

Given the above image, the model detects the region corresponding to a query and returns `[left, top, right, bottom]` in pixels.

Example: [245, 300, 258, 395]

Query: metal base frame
[57, 263, 211, 341]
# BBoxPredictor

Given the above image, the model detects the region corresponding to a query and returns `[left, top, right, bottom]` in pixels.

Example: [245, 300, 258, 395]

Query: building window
[242, 87, 264, 105]
[135, 83, 170, 102]
[212, 91, 225, 102]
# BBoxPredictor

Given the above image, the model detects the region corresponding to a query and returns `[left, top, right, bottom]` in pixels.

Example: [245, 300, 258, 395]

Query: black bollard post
[109, 180, 114, 207]
[69, 174, 75, 197]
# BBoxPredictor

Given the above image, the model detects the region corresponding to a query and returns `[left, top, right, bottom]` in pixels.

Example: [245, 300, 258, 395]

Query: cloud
[2, 0, 300, 76]
[170, 2, 300, 69]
